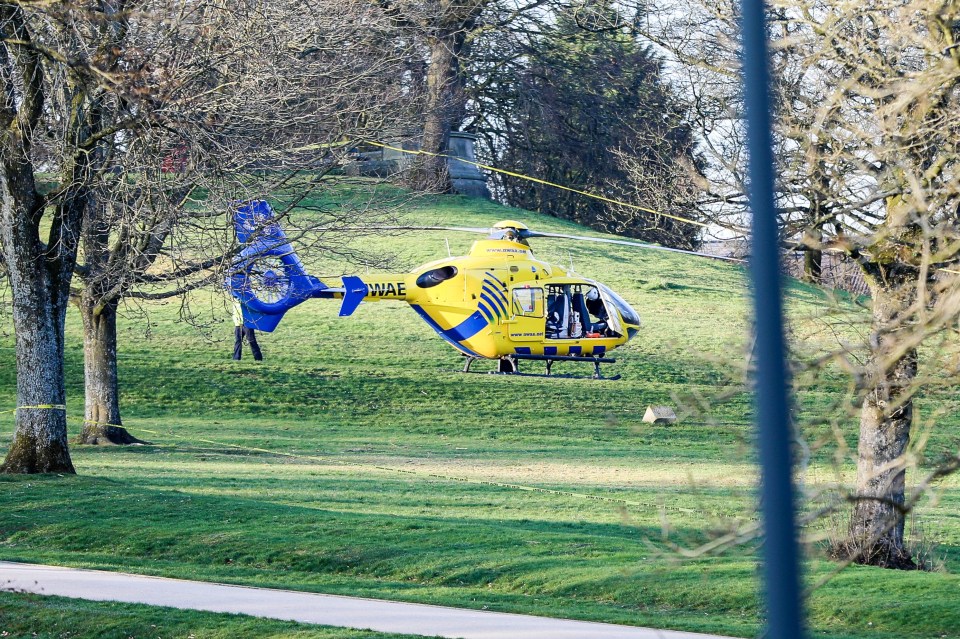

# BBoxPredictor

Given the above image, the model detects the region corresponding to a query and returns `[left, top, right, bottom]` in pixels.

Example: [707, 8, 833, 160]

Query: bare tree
[799, 1, 960, 569]
[372, 0, 493, 192]
[0, 2, 86, 473]
[0, 0, 414, 467]
[374, 0, 653, 192]
[645, 0, 960, 568]
[70, 1, 414, 445]
[463, 0, 705, 246]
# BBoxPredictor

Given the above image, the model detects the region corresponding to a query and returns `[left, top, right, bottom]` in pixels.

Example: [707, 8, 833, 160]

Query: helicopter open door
[540, 283, 620, 339]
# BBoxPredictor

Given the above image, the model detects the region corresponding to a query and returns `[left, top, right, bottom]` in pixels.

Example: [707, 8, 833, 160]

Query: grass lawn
[2, 186, 960, 638]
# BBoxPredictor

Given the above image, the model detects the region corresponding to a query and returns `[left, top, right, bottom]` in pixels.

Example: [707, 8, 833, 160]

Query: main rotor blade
[525, 231, 746, 263]
[321, 225, 744, 263]
[334, 225, 491, 235]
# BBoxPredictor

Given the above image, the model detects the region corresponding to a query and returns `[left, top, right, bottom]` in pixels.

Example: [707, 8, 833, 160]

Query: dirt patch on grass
[368, 458, 760, 488]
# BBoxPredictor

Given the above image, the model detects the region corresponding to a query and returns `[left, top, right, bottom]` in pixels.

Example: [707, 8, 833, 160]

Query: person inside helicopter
[584, 287, 610, 335]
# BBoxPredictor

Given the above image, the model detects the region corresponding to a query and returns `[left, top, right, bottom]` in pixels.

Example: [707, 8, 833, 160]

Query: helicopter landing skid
[461, 354, 620, 380]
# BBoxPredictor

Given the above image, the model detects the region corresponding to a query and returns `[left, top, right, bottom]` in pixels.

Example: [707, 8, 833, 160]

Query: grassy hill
[2, 185, 959, 638]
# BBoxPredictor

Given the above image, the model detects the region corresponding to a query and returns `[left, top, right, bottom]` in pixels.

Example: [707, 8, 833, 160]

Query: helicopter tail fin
[227, 200, 330, 332]
[340, 276, 367, 317]
[337, 274, 411, 317]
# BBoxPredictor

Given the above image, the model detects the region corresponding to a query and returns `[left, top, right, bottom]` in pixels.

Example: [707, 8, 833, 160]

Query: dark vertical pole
[740, 2, 805, 638]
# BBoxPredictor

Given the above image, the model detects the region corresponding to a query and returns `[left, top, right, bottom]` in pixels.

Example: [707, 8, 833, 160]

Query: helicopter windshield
[596, 283, 640, 327]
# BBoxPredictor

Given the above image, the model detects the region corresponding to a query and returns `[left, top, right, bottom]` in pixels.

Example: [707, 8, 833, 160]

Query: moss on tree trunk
[1, 422, 74, 474]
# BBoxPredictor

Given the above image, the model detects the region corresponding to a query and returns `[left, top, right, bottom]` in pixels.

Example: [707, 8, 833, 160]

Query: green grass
[2, 187, 960, 638]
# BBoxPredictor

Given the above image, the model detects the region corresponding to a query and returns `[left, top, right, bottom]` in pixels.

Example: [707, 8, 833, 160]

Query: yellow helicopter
[228, 201, 730, 378]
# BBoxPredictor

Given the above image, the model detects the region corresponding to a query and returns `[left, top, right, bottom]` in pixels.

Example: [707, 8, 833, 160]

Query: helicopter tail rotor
[227, 200, 330, 332]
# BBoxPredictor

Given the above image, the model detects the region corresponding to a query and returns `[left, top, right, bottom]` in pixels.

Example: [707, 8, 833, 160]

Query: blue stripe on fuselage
[482, 284, 509, 316]
[483, 279, 509, 306]
[447, 311, 489, 341]
[410, 304, 487, 357]
[478, 303, 495, 324]
[486, 271, 507, 289]
[480, 292, 504, 320]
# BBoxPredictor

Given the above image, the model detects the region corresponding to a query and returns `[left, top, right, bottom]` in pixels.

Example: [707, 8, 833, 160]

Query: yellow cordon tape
[0, 404, 68, 415]
[0, 411, 126, 432]
[80, 418, 125, 428]
[364, 141, 724, 232]
[270, 137, 732, 233]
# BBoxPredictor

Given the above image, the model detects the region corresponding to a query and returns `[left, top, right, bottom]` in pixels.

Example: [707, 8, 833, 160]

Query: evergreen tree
[473, 5, 703, 247]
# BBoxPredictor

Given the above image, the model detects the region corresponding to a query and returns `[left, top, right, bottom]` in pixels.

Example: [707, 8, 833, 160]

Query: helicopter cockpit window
[512, 287, 544, 317]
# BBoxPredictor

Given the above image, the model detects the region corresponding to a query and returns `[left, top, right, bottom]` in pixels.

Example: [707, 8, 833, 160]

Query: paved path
[0, 562, 739, 639]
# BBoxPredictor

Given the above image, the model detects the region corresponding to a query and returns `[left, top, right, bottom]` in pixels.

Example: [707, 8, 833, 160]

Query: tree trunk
[0, 292, 74, 474]
[410, 32, 459, 192]
[0, 13, 79, 471]
[803, 248, 822, 284]
[804, 150, 830, 286]
[848, 276, 917, 569]
[802, 224, 822, 285]
[76, 299, 144, 445]
[0, 181, 76, 474]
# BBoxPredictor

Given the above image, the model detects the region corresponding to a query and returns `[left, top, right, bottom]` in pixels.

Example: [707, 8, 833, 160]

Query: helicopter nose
[623, 303, 641, 341]
[620, 302, 641, 339]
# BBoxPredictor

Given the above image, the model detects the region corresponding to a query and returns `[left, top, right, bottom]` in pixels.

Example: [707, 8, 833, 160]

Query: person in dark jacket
[585, 288, 610, 335]
[233, 301, 263, 361]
